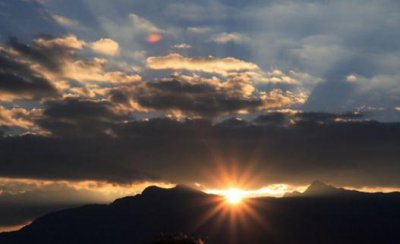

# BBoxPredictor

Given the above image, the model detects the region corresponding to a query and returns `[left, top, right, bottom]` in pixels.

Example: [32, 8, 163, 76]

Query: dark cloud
[0, 109, 399, 188]
[254, 112, 290, 126]
[0, 134, 155, 183]
[6, 35, 85, 71]
[7, 37, 64, 72]
[254, 111, 363, 126]
[0, 72, 56, 99]
[43, 99, 123, 121]
[0, 180, 116, 227]
[37, 98, 128, 137]
[0, 49, 58, 100]
[294, 111, 363, 123]
[126, 75, 298, 117]
[108, 89, 130, 104]
[217, 117, 248, 127]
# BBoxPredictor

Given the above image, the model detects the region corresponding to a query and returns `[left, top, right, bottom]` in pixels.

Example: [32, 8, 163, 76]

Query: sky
[1, 0, 400, 231]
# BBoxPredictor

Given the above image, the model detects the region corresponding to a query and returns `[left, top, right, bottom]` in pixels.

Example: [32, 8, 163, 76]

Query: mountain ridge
[2, 181, 400, 244]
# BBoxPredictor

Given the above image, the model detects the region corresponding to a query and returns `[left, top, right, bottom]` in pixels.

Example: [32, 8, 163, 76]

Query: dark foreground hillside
[1, 182, 400, 244]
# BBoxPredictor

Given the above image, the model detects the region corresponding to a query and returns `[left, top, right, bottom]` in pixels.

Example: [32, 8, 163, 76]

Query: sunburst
[224, 188, 245, 204]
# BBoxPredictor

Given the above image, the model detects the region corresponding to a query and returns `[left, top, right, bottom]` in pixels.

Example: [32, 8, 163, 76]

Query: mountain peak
[283, 190, 302, 198]
[3, 181, 400, 243]
[309, 180, 330, 188]
[112, 185, 203, 207]
[141, 185, 168, 196]
[142, 184, 203, 197]
[303, 180, 341, 196]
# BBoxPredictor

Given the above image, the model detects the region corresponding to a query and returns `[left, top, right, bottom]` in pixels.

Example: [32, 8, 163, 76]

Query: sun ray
[225, 188, 245, 204]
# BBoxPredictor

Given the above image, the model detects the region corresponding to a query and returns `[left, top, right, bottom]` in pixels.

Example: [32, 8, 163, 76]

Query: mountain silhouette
[1, 182, 400, 244]
[284, 180, 361, 197]
[303, 180, 348, 196]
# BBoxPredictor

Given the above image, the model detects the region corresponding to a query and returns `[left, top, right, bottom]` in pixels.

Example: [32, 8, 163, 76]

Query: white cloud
[128, 13, 162, 33]
[187, 26, 212, 34]
[346, 74, 358, 82]
[210, 32, 248, 44]
[89, 38, 120, 56]
[51, 14, 79, 28]
[35, 35, 85, 49]
[172, 43, 192, 49]
[146, 53, 259, 76]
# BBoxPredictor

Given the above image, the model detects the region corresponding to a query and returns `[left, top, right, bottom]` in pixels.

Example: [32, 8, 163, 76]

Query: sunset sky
[1, 0, 400, 231]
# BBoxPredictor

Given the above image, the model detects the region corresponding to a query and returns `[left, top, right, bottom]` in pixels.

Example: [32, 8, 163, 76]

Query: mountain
[1, 182, 400, 244]
[303, 180, 343, 195]
[284, 180, 363, 197]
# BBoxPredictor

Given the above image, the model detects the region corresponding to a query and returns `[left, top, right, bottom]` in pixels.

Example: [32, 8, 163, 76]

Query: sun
[225, 188, 244, 205]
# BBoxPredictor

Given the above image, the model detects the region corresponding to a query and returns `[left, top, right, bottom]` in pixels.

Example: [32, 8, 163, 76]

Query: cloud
[35, 35, 85, 50]
[164, 1, 228, 22]
[0, 106, 43, 130]
[0, 36, 310, 139]
[51, 14, 80, 28]
[36, 35, 120, 57]
[346, 74, 358, 83]
[210, 32, 248, 44]
[0, 36, 141, 102]
[109, 72, 306, 118]
[6, 37, 73, 72]
[0, 177, 173, 228]
[0, 71, 57, 102]
[37, 98, 128, 137]
[51, 57, 141, 88]
[242, 0, 400, 114]
[89, 38, 120, 56]
[289, 35, 350, 76]
[0, 112, 400, 190]
[187, 27, 212, 34]
[172, 43, 192, 49]
[146, 53, 259, 76]
[4, 35, 90, 80]
[0, 44, 58, 101]
[3, 0, 400, 119]
[0, 35, 310, 126]
[306, 73, 400, 114]
[133, 75, 261, 117]
[128, 13, 162, 33]
[252, 69, 300, 85]
[260, 89, 307, 109]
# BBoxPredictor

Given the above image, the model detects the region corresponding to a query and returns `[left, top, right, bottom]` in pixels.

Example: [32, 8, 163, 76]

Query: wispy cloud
[51, 14, 80, 28]
[128, 13, 163, 33]
[210, 32, 248, 44]
[146, 53, 259, 76]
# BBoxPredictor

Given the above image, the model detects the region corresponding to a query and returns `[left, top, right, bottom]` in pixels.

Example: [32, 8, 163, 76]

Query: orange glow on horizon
[224, 188, 245, 204]
[0, 177, 175, 202]
[192, 189, 268, 242]
[205, 184, 308, 199]
[0, 221, 31, 233]
[193, 156, 271, 238]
